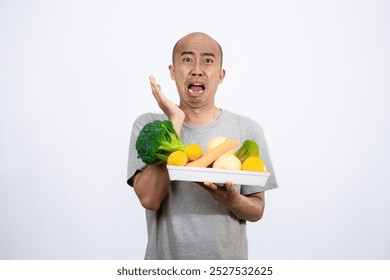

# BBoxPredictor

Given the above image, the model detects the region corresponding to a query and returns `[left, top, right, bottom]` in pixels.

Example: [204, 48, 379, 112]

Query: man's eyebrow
[180, 51, 216, 57]
[180, 51, 195, 56]
[201, 52, 216, 58]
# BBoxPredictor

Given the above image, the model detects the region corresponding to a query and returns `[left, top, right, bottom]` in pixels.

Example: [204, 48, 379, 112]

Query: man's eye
[183, 58, 192, 63]
[204, 58, 213, 64]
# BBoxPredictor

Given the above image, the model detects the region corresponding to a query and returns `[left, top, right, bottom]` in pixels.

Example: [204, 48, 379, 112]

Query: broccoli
[135, 120, 187, 165]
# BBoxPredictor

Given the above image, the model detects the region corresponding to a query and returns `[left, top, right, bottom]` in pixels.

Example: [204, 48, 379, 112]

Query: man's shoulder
[223, 110, 263, 130]
[130, 112, 168, 133]
[134, 112, 168, 124]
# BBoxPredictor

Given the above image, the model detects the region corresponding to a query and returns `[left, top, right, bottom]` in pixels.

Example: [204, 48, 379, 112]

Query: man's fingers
[203, 181, 230, 192]
[150, 76, 163, 94]
[148, 75, 185, 127]
[149, 75, 163, 102]
[149, 75, 156, 84]
[203, 181, 218, 191]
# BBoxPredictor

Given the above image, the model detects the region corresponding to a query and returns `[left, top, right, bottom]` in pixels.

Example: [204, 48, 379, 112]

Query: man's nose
[191, 62, 203, 76]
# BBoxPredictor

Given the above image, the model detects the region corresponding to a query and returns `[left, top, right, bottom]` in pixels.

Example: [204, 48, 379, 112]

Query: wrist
[223, 188, 242, 208]
[170, 118, 184, 134]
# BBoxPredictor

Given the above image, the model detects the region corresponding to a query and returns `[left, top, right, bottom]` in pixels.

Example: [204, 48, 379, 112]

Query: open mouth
[188, 83, 205, 93]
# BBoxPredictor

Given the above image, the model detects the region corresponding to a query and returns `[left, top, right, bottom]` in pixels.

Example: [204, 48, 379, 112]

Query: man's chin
[187, 90, 205, 97]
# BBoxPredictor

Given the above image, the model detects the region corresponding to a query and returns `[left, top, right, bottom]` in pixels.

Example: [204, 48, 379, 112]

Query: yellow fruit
[167, 151, 188, 166]
[185, 144, 203, 161]
[242, 156, 267, 172]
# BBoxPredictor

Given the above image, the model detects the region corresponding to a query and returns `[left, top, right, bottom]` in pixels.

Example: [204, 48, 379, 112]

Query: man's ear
[219, 69, 226, 84]
[169, 64, 175, 80]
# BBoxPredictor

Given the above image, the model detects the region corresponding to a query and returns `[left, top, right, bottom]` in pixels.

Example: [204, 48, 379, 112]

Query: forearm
[133, 164, 170, 211]
[225, 192, 265, 222]
[171, 118, 184, 135]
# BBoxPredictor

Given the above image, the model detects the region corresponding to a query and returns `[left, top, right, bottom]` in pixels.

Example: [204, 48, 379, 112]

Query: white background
[1, 0, 389, 260]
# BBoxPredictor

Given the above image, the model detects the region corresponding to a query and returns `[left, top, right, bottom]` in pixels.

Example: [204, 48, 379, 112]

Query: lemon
[167, 151, 188, 166]
[185, 144, 203, 161]
[242, 156, 267, 172]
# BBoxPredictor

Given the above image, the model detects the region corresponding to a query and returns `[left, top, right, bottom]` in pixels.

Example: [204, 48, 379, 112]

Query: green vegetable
[136, 120, 186, 165]
[234, 140, 260, 163]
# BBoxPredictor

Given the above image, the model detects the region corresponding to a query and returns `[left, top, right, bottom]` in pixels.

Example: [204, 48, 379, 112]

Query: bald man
[127, 32, 278, 259]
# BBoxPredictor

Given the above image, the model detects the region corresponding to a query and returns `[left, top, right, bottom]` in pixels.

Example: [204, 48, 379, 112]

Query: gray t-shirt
[127, 110, 278, 259]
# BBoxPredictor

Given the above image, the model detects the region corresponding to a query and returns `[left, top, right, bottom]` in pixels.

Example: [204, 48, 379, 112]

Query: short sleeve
[126, 113, 167, 186]
[240, 122, 278, 195]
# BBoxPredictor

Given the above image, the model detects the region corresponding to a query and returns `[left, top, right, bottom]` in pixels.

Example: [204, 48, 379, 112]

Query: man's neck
[180, 105, 222, 126]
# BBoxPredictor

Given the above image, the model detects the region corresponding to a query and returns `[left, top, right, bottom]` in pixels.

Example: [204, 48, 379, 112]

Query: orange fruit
[185, 144, 203, 161]
[242, 156, 267, 172]
[167, 151, 188, 166]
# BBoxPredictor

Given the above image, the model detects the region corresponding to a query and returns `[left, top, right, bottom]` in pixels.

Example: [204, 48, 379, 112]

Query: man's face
[169, 33, 225, 108]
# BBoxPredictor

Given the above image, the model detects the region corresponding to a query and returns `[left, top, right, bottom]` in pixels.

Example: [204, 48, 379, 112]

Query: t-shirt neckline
[182, 109, 228, 131]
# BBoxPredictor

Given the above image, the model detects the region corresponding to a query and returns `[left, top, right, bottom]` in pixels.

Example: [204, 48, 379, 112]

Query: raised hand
[149, 75, 185, 133]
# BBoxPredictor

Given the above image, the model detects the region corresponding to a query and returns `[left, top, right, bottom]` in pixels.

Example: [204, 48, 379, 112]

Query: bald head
[172, 32, 223, 67]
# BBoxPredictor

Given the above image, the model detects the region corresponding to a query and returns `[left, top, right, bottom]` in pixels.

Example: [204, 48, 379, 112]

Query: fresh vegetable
[206, 136, 236, 155]
[213, 153, 242, 170]
[234, 140, 260, 163]
[206, 136, 228, 153]
[242, 156, 267, 172]
[135, 120, 186, 165]
[186, 139, 240, 167]
[167, 151, 188, 166]
[185, 144, 203, 161]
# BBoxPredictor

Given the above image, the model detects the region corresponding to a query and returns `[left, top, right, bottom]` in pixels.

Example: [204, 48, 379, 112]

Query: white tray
[167, 165, 270, 187]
